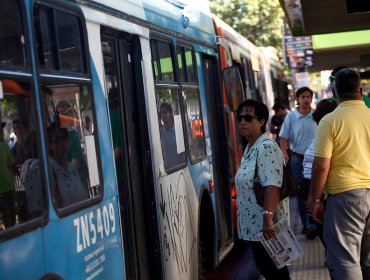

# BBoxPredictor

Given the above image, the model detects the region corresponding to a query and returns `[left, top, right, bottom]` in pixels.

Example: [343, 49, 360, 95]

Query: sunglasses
[237, 114, 259, 122]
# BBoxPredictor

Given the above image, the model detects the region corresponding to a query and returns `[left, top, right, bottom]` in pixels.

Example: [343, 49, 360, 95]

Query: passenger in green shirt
[361, 93, 370, 108]
[0, 123, 16, 228]
[67, 129, 89, 194]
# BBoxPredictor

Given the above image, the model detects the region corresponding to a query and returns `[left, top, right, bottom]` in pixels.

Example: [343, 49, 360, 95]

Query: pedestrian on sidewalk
[270, 98, 289, 146]
[309, 68, 370, 280]
[279, 87, 317, 237]
[235, 99, 290, 280]
[303, 98, 337, 243]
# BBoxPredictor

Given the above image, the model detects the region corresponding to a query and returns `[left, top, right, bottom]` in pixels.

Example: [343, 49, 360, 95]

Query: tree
[210, 0, 284, 57]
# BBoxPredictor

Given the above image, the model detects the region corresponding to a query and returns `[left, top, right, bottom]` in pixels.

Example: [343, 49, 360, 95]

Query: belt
[290, 150, 304, 160]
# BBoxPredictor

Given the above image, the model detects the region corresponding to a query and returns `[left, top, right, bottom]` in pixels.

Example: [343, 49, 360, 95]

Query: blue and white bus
[0, 0, 233, 279]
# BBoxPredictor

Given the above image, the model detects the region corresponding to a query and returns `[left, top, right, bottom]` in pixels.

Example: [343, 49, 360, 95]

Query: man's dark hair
[329, 66, 347, 84]
[272, 101, 286, 111]
[295, 87, 313, 98]
[236, 99, 269, 133]
[333, 68, 361, 99]
[312, 99, 337, 124]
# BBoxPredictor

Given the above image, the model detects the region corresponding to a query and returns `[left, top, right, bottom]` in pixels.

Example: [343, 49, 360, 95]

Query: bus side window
[0, 0, 27, 69]
[42, 83, 100, 209]
[33, 4, 86, 73]
[0, 79, 45, 228]
[177, 47, 206, 163]
[33, 3, 101, 212]
[151, 39, 186, 172]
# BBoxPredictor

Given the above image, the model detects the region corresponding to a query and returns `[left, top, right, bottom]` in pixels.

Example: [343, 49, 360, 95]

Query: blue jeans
[290, 154, 315, 230]
[324, 188, 370, 280]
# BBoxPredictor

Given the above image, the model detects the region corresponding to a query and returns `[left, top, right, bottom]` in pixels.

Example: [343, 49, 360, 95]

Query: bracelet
[262, 210, 274, 215]
[313, 198, 322, 203]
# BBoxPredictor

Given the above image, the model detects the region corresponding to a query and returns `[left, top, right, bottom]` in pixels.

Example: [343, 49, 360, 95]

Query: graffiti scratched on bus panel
[159, 172, 197, 275]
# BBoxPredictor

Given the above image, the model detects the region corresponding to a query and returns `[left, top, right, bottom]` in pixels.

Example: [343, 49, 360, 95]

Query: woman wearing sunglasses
[235, 99, 290, 279]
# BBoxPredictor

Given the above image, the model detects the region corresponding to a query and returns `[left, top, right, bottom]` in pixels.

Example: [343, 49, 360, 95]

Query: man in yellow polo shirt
[309, 68, 370, 280]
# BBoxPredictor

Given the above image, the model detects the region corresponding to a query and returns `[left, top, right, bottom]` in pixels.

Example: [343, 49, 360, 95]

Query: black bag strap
[253, 139, 271, 184]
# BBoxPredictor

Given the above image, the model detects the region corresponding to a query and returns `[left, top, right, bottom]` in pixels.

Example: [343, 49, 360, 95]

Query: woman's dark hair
[47, 122, 68, 145]
[236, 99, 269, 133]
[159, 102, 173, 114]
[312, 99, 337, 124]
[295, 86, 313, 98]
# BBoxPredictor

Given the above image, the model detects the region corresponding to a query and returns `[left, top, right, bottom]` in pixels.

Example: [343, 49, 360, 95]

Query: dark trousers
[0, 191, 15, 228]
[249, 241, 291, 280]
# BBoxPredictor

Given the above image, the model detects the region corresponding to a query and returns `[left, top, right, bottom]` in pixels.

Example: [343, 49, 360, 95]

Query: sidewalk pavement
[288, 196, 330, 280]
[206, 195, 331, 280]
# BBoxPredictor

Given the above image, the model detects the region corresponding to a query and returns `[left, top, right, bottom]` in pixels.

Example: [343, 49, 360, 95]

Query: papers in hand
[258, 219, 304, 269]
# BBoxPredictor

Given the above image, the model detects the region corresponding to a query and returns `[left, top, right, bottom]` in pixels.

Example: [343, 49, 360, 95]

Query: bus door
[101, 28, 161, 280]
[202, 56, 233, 258]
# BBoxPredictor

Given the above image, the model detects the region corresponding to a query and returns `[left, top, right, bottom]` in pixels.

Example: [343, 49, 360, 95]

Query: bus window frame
[175, 43, 207, 164]
[0, 76, 50, 241]
[32, 1, 89, 78]
[176, 44, 198, 85]
[240, 55, 255, 99]
[150, 34, 189, 174]
[33, 1, 104, 218]
[0, 1, 50, 241]
[0, 0, 30, 72]
[222, 65, 245, 112]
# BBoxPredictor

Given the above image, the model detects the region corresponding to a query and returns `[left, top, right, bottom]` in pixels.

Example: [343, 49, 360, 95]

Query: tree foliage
[210, 0, 284, 56]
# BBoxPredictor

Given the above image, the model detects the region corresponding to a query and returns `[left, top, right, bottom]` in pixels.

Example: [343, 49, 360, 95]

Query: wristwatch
[262, 210, 274, 215]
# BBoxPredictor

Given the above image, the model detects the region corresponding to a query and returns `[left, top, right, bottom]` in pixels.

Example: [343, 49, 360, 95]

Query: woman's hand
[263, 215, 275, 239]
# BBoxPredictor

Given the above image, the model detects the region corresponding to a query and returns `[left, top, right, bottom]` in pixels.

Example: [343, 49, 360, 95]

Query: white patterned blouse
[235, 133, 290, 241]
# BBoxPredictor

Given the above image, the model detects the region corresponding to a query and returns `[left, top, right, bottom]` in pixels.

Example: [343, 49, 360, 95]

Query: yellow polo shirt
[315, 100, 370, 194]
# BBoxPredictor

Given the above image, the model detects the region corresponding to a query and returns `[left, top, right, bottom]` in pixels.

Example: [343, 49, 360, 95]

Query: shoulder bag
[253, 140, 296, 207]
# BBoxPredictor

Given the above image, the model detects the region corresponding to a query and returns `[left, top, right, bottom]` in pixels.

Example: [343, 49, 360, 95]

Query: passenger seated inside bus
[11, 118, 38, 222]
[159, 102, 186, 169]
[46, 123, 89, 207]
[24, 123, 89, 213]
[56, 101, 89, 194]
[0, 122, 16, 229]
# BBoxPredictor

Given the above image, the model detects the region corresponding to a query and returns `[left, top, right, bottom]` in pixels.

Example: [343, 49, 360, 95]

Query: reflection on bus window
[182, 89, 206, 162]
[152, 39, 186, 172]
[151, 40, 175, 82]
[177, 47, 204, 162]
[101, 37, 124, 192]
[156, 90, 186, 171]
[177, 47, 197, 83]
[0, 0, 27, 68]
[0, 79, 44, 228]
[46, 123, 89, 208]
[42, 83, 101, 208]
[33, 4, 85, 73]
